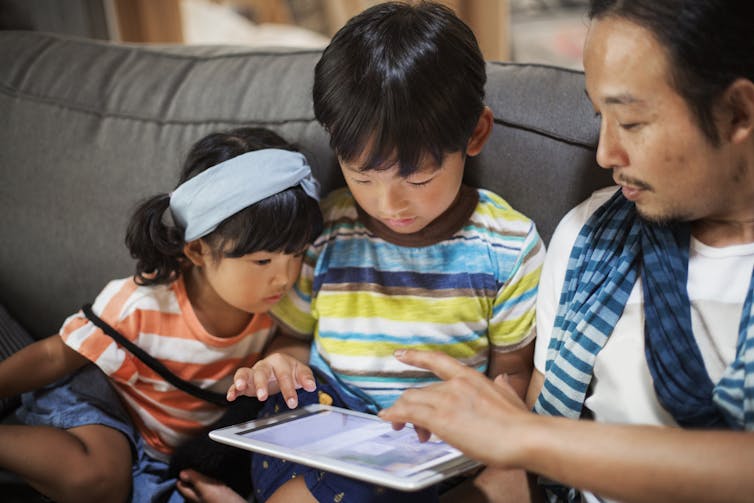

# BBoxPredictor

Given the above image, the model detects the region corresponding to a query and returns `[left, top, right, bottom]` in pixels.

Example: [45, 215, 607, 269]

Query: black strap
[82, 303, 230, 407]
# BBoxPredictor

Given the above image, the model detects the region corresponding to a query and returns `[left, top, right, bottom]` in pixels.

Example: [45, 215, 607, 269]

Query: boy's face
[339, 150, 466, 235]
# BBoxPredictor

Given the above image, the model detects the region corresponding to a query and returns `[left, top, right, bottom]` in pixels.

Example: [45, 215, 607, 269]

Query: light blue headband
[170, 148, 320, 242]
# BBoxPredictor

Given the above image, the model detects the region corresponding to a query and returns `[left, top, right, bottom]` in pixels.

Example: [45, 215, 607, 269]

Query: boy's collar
[355, 184, 478, 247]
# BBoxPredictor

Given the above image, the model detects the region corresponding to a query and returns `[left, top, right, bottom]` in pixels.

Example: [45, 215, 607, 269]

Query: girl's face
[200, 250, 304, 315]
[184, 240, 305, 337]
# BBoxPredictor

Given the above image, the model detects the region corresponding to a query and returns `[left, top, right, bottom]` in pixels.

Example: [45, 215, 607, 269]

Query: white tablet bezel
[209, 403, 480, 492]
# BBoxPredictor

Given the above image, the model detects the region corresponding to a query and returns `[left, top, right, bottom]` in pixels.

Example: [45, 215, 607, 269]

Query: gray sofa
[0, 29, 611, 498]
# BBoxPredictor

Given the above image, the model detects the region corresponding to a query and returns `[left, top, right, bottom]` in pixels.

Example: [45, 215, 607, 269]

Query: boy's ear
[466, 106, 494, 157]
[183, 239, 208, 267]
[720, 78, 754, 145]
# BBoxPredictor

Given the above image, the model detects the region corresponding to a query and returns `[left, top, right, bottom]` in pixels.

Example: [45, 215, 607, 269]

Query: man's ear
[466, 106, 494, 157]
[183, 239, 208, 267]
[720, 78, 754, 145]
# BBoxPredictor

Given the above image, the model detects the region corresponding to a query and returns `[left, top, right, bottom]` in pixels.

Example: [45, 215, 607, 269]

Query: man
[380, 1, 754, 501]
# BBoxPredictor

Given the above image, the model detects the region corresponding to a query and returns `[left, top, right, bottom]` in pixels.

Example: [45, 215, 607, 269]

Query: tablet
[209, 404, 480, 492]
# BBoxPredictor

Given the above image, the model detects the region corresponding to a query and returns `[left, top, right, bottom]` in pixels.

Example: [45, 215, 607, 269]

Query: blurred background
[0, 0, 589, 68]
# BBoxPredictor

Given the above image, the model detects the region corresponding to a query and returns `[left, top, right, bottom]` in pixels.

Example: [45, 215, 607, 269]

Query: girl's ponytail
[125, 193, 185, 285]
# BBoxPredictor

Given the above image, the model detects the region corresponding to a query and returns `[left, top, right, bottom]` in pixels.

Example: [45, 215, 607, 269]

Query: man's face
[339, 150, 465, 235]
[583, 16, 737, 224]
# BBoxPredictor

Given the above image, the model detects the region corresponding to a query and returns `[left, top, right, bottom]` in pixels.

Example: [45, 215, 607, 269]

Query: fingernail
[235, 379, 245, 388]
[394, 349, 406, 358]
[287, 398, 297, 408]
[257, 389, 266, 400]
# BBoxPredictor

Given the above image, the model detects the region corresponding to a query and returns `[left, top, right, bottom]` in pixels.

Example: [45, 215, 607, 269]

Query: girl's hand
[226, 353, 316, 409]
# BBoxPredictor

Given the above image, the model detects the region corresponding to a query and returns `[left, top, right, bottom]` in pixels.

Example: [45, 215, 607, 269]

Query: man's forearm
[519, 416, 754, 503]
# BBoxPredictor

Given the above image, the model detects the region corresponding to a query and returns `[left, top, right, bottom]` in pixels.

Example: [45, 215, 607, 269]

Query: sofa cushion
[0, 31, 610, 339]
[0, 305, 35, 415]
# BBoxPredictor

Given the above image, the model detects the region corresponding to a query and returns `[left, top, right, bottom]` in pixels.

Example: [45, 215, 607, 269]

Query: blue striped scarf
[535, 190, 754, 429]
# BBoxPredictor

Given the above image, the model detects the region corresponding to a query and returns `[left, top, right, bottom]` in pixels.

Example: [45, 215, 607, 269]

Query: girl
[0, 127, 323, 503]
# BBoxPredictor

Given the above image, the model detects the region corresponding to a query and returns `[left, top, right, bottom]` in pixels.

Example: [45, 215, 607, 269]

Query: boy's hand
[227, 353, 316, 409]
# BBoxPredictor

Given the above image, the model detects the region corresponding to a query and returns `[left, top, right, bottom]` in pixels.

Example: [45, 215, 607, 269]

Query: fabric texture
[170, 148, 320, 241]
[272, 186, 544, 409]
[59, 276, 273, 457]
[534, 190, 754, 430]
[0, 304, 35, 415]
[15, 363, 183, 503]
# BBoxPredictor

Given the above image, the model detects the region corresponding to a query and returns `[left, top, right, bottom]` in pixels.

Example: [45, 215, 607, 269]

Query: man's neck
[692, 217, 754, 247]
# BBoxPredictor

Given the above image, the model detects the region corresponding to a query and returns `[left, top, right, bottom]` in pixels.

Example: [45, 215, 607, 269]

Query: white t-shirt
[533, 186, 754, 502]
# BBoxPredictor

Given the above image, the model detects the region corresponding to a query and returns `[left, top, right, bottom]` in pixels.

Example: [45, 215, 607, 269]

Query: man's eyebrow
[583, 89, 643, 106]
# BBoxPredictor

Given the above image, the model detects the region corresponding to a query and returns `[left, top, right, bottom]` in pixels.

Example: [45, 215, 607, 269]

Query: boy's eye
[408, 179, 431, 187]
[352, 179, 371, 185]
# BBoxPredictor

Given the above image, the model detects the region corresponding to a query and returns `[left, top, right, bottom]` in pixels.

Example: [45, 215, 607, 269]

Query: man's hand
[379, 349, 531, 468]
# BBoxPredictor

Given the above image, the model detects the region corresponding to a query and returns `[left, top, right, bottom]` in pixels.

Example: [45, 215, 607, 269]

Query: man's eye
[620, 122, 642, 131]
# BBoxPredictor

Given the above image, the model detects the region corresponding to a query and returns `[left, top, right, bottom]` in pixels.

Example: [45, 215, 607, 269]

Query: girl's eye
[253, 259, 271, 266]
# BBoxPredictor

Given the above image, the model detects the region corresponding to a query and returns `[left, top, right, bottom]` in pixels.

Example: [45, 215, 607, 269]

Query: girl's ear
[183, 239, 208, 267]
[720, 78, 754, 145]
[466, 106, 494, 157]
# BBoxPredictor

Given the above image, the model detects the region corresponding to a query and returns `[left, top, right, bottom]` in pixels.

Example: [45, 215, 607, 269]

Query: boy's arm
[0, 335, 89, 398]
[487, 341, 534, 401]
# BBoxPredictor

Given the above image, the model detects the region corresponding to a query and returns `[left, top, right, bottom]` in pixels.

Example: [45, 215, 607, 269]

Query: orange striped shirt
[60, 276, 272, 458]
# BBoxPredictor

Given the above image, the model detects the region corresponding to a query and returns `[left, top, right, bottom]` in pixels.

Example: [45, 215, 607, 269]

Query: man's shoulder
[549, 185, 619, 253]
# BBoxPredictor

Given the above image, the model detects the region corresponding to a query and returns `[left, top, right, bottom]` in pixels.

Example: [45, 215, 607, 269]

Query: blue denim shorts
[251, 378, 439, 503]
[16, 363, 187, 503]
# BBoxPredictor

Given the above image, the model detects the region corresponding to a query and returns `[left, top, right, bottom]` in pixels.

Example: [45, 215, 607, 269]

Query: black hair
[125, 127, 324, 285]
[313, 1, 486, 176]
[588, 0, 754, 145]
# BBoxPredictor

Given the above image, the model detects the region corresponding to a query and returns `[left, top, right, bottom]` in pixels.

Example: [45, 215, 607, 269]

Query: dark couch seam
[487, 60, 585, 76]
[493, 118, 596, 150]
[0, 84, 317, 126]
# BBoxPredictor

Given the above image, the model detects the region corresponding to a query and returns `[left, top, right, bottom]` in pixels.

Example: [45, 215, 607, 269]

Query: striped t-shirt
[60, 276, 273, 459]
[272, 186, 544, 409]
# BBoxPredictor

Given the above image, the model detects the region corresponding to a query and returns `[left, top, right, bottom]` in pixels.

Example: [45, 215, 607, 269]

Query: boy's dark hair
[589, 0, 754, 146]
[126, 127, 324, 285]
[313, 1, 486, 177]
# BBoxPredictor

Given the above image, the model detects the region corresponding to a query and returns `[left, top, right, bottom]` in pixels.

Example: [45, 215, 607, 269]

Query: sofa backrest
[0, 30, 612, 338]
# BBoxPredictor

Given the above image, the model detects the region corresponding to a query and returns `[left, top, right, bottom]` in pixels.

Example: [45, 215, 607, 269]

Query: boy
[229, 3, 545, 502]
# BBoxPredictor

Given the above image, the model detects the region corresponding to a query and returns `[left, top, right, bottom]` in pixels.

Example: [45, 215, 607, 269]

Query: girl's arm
[0, 335, 90, 397]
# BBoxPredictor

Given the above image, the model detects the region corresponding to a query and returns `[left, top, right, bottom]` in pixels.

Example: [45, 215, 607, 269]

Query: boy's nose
[378, 185, 408, 215]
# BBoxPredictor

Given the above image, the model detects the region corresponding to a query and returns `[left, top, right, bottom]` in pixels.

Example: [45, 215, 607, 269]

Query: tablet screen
[237, 407, 461, 476]
[210, 404, 480, 491]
